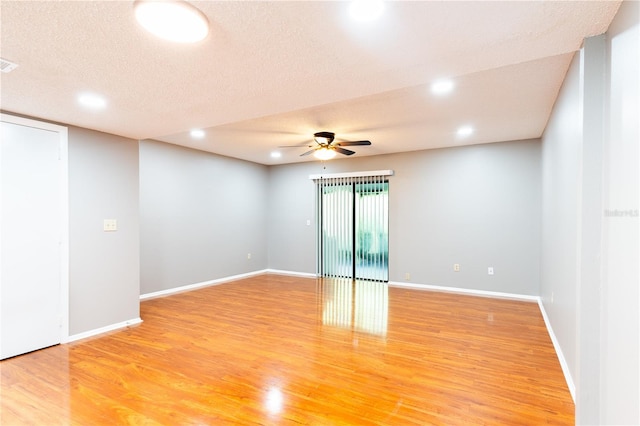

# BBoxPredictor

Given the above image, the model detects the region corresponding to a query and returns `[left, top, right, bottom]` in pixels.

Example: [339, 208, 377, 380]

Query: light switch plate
[103, 219, 117, 232]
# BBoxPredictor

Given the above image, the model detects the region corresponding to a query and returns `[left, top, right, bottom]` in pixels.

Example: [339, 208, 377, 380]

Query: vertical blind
[312, 170, 392, 282]
[316, 176, 354, 279]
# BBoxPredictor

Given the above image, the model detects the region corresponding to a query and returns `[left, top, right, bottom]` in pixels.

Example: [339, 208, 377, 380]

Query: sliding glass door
[315, 175, 389, 282]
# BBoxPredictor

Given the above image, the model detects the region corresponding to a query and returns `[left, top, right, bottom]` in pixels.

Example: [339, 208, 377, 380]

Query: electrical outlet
[103, 219, 117, 232]
[488, 267, 494, 275]
[453, 263, 460, 272]
[405, 273, 411, 281]
[247, 253, 251, 260]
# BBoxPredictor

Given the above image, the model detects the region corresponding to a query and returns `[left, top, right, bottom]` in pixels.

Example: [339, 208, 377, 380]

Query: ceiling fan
[286, 131, 372, 160]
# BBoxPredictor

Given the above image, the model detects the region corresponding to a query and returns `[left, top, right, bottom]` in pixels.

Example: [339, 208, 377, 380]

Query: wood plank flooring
[1, 274, 574, 425]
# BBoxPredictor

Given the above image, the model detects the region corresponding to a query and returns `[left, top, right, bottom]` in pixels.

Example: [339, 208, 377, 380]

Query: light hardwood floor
[1, 274, 574, 425]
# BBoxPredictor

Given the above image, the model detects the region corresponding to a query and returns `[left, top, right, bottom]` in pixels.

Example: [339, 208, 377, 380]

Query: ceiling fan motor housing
[314, 131, 335, 145]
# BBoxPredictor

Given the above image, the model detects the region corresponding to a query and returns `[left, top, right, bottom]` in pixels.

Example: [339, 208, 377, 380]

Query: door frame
[311, 170, 393, 282]
[1, 113, 70, 344]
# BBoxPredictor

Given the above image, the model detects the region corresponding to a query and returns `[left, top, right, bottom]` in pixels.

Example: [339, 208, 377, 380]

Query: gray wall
[269, 139, 541, 296]
[267, 161, 317, 273]
[68, 127, 140, 336]
[540, 50, 581, 390]
[541, 1, 639, 423]
[139, 140, 268, 294]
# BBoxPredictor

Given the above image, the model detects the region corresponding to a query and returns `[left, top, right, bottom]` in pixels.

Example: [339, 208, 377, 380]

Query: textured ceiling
[0, 1, 621, 165]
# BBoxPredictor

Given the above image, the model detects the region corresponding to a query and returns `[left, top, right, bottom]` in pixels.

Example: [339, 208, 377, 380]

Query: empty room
[1, 1, 638, 425]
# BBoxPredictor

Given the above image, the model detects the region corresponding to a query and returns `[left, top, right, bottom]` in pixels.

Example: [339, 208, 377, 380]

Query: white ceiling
[0, 1, 621, 165]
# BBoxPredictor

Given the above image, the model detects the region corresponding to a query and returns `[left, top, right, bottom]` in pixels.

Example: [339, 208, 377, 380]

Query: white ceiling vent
[1, 58, 19, 73]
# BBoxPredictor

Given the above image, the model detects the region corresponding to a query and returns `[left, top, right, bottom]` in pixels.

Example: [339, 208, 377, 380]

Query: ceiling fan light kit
[314, 148, 337, 160]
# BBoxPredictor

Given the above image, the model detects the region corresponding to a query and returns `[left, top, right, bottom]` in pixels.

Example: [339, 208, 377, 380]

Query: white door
[1, 118, 66, 359]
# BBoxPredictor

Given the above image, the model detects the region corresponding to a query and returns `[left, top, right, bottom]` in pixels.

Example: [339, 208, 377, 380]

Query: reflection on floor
[319, 278, 388, 336]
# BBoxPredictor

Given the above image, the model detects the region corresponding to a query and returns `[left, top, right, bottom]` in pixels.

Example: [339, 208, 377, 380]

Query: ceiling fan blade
[335, 140, 371, 147]
[334, 147, 355, 156]
[278, 139, 314, 148]
[300, 149, 317, 157]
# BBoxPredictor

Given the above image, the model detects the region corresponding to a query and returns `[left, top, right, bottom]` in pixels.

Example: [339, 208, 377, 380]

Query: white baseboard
[65, 317, 143, 343]
[265, 269, 316, 279]
[387, 281, 539, 302]
[140, 269, 269, 301]
[537, 299, 576, 402]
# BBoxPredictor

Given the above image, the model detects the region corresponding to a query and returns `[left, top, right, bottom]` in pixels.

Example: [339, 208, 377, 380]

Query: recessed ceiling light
[134, 0, 209, 43]
[457, 125, 474, 138]
[431, 79, 455, 96]
[77, 93, 107, 109]
[349, 0, 384, 22]
[190, 129, 205, 139]
[270, 151, 282, 159]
